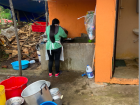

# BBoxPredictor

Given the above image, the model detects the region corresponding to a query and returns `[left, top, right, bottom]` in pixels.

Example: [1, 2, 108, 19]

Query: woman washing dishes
[45, 18, 67, 77]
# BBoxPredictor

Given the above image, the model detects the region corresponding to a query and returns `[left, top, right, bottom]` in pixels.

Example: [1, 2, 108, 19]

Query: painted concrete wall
[48, 0, 96, 38]
[40, 43, 94, 71]
[116, 0, 139, 59]
[95, 0, 116, 83]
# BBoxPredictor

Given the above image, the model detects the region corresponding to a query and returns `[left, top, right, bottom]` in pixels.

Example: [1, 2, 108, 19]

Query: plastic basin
[0, 76, 28, 100]
[11, 60, 29, 70]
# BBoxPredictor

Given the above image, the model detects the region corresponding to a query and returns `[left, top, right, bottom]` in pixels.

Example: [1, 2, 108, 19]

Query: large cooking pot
[21, 80, 52, 105]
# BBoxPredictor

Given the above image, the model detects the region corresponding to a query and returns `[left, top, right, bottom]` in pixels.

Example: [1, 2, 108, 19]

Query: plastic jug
[86, 65, 94, 79]
[37, 51, 41, 62]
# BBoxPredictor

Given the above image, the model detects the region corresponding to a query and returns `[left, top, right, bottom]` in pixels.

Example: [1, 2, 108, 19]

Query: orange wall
[48, 0, 96, 38]
[95, 0, 116, 82]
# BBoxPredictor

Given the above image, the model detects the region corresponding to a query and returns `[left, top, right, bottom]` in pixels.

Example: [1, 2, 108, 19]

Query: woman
[45, 18, 67, 77]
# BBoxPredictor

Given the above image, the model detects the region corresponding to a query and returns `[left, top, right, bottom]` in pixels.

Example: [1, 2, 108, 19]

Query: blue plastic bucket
[40, 101, 57, 105]
[11, 60, 29, 70]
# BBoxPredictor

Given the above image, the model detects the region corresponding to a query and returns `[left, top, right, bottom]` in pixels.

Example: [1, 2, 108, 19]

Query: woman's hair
[50, 18, 60, 43]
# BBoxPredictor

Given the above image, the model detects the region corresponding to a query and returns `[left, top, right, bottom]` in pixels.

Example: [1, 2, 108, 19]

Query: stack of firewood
[0, 25, 44, 60]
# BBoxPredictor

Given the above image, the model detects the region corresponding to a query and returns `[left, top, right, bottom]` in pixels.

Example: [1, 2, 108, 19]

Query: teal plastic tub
[11, 60, 29, 70]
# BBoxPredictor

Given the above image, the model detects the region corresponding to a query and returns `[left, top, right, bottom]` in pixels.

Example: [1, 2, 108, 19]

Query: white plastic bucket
[86, 65, 94, 79]
[37, 51, 41, 62]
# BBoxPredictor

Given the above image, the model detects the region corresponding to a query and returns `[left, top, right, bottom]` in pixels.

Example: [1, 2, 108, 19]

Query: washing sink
[133, 29, 139, 36]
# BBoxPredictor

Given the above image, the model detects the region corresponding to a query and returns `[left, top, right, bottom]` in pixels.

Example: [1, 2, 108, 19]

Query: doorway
[113, 0, 139, 79]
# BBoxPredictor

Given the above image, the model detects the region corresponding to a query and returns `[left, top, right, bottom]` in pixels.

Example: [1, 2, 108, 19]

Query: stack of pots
[21, 80, 63, 105]
[0, 76, 63, 105]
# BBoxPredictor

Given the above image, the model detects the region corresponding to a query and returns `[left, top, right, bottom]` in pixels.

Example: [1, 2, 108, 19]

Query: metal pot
[6, 97, 24, 105]
[50, 88, 63, 105]
[50, 88, 63, 100]
[21, 80, 52, 105]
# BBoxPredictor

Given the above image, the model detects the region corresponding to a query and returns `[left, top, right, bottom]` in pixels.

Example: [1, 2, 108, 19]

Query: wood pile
[0, 25, 44, 60]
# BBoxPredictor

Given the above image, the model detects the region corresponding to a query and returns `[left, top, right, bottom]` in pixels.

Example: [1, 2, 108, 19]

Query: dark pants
[47, 47, 61, 73]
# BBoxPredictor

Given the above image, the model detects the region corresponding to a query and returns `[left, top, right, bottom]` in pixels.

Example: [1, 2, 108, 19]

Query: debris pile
[0, 25, 44, 60]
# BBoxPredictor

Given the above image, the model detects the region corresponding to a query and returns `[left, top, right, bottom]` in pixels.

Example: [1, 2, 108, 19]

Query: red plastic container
[32, 22, 47, 32]
[0, 76, 28, 100]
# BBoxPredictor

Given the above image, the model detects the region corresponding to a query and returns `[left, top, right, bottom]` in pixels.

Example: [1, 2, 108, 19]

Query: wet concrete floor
[26, 70, 83, 87]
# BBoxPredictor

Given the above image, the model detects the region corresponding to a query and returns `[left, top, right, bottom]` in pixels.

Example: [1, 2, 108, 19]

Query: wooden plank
[23, 45, 31, 47]
[23, 43, 36, 47]
[20, 36, 28, 40]
[22, 48, 29, 55]
[9, 36, 16, 42]
[5, 50, 13, 54]
[12, 45, 18, 49]
[18, 30, 28, 34]
[21, 26, 32, 48]
[19, 40, 25, 42]
[12, 50, 18, 57]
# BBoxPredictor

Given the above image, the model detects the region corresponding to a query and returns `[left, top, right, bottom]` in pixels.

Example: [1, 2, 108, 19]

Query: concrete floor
[113, 59, 139, 79]
[0, 70, 139, 105]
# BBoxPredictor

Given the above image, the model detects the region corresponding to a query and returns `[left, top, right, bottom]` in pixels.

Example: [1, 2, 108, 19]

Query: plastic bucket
[40, 101, 57, 105]
[0, 76, 28, 100]
[0, 85, 6, 105]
